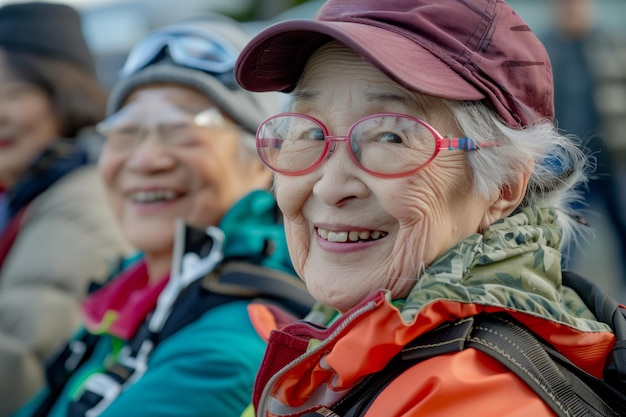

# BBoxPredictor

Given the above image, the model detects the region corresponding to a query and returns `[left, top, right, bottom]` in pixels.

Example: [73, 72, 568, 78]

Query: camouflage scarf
[401, 206, 610, 332]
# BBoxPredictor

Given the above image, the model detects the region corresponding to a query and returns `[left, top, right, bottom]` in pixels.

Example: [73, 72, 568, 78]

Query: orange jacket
[251, 290, 615, 417]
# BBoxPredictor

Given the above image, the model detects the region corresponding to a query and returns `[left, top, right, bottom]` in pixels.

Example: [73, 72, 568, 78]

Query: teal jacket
[13, 190, 301, 417]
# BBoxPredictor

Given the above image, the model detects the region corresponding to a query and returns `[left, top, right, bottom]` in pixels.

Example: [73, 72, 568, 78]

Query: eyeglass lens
[257, 114, 438, 175]
[100, 107, 225, 150]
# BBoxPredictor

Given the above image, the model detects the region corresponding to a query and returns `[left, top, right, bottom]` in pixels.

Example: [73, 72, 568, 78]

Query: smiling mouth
[128, 190, 179, 203]
[316, 227, 388, 243]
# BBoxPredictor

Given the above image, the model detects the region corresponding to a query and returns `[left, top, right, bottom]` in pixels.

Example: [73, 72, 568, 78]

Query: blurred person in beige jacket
[0, 3, 133, 415]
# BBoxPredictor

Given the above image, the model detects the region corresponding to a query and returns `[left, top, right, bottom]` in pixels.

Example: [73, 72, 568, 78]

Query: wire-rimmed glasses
[96, 106, 228, 151]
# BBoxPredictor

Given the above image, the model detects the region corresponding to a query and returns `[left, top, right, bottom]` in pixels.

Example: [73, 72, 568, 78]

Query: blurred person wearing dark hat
[11, 12, 313, 417]
[0, 2, 133, 415]
[233, 0, 624, 416]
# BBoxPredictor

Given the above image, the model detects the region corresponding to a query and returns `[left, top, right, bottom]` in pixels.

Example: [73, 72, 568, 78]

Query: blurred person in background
[541, 0, 626, 296]
[0, 2, 133, 414]
[12, 13, 313, 417]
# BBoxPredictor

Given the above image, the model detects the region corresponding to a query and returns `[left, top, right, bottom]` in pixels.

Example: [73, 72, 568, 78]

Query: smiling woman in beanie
[10, 12, 314, 417]
[233, 1, 625, 416]
[0, 2, 133, 415]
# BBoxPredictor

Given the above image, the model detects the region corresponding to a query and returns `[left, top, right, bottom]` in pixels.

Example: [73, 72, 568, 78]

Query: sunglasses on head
[119, 26, 239, 82]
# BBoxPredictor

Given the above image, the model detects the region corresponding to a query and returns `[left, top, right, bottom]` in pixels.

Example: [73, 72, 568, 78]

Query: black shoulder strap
[466, 314, 622, 417]
[157, 261, 315, 342]
[318, 313, 625, 417]
[33, 331, 101, 417]
[69, 263, 313, 417]
[202, 261, 315, 319]
[156, 275, 249, 343]
[562, 270, 626, 391]
[306, 272, 626, 417]
[64, 277, 244, 417]
[36, 262, 314, 417]
[31, 256, 132, 417]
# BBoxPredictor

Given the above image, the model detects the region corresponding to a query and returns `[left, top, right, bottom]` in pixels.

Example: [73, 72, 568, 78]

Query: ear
[480, 168, 531, 229]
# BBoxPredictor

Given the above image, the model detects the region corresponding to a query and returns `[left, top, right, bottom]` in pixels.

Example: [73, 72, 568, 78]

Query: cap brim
[236, 19, 484, 102]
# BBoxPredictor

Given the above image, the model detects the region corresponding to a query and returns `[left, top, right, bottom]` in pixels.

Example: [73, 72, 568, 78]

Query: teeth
[327, 231, 348, 242]
[317, 228, 387, 243]
[130, 190, 177, 203]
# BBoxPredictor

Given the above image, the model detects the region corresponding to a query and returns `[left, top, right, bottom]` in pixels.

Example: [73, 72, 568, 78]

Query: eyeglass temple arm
[438, 137, 499, 151]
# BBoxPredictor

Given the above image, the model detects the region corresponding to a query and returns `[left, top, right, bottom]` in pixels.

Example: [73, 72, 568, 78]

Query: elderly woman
[234, 0, 622, 416]
[12, 14, 313, 417]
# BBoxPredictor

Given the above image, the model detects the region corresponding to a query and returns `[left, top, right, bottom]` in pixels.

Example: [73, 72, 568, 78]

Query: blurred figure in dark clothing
[542, 0, 626, 292]
[546, 0, 599, 137]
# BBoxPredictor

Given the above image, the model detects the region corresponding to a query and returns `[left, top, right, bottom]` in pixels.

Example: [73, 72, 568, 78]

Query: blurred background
[2, 0, 625, 300]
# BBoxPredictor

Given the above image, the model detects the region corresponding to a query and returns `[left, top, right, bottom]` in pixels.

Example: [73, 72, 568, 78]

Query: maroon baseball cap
[235, 0, 554, 128]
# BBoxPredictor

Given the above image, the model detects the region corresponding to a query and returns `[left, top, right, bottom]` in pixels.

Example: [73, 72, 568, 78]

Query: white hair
[445, 100, 590, 252]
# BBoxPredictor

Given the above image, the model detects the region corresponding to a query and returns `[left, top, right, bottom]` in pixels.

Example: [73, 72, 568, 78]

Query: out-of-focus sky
[0, 0, 252, 11]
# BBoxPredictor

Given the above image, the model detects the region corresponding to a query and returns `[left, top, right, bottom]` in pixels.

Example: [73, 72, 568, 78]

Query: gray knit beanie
[107, 14, 279, 135]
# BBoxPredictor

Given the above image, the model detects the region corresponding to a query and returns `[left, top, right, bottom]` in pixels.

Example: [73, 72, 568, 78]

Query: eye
[290, 126, 324, 141]
[376, 132, 403, 144]
[165, 122, 190, 132]
[273, 116, 325, 142]
[352, 117, 410, 146]
[114, 125, 140, 138]
[305, 127, 325, 141]
[105, 124, 140, 149]
[161, 122, 196, 146]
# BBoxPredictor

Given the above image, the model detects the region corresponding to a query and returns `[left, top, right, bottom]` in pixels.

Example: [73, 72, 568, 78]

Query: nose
[313, 137, 369, 206]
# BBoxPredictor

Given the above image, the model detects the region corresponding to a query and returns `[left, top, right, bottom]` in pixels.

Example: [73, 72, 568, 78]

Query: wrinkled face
[0, 54, 61, 188]
[277, 44, 492, 312]
[98, 84, 270, 273]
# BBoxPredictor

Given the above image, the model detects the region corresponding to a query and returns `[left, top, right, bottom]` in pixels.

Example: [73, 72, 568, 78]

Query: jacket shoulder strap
[466, 314, 621, 417]
[322, 318, 479, 417]
[201, 261, 315, 319]
[321, 313, 624, 417]
[562, 270, 626, 391]
[32, 330, 101, 417]
[64, 263, 313, 417]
